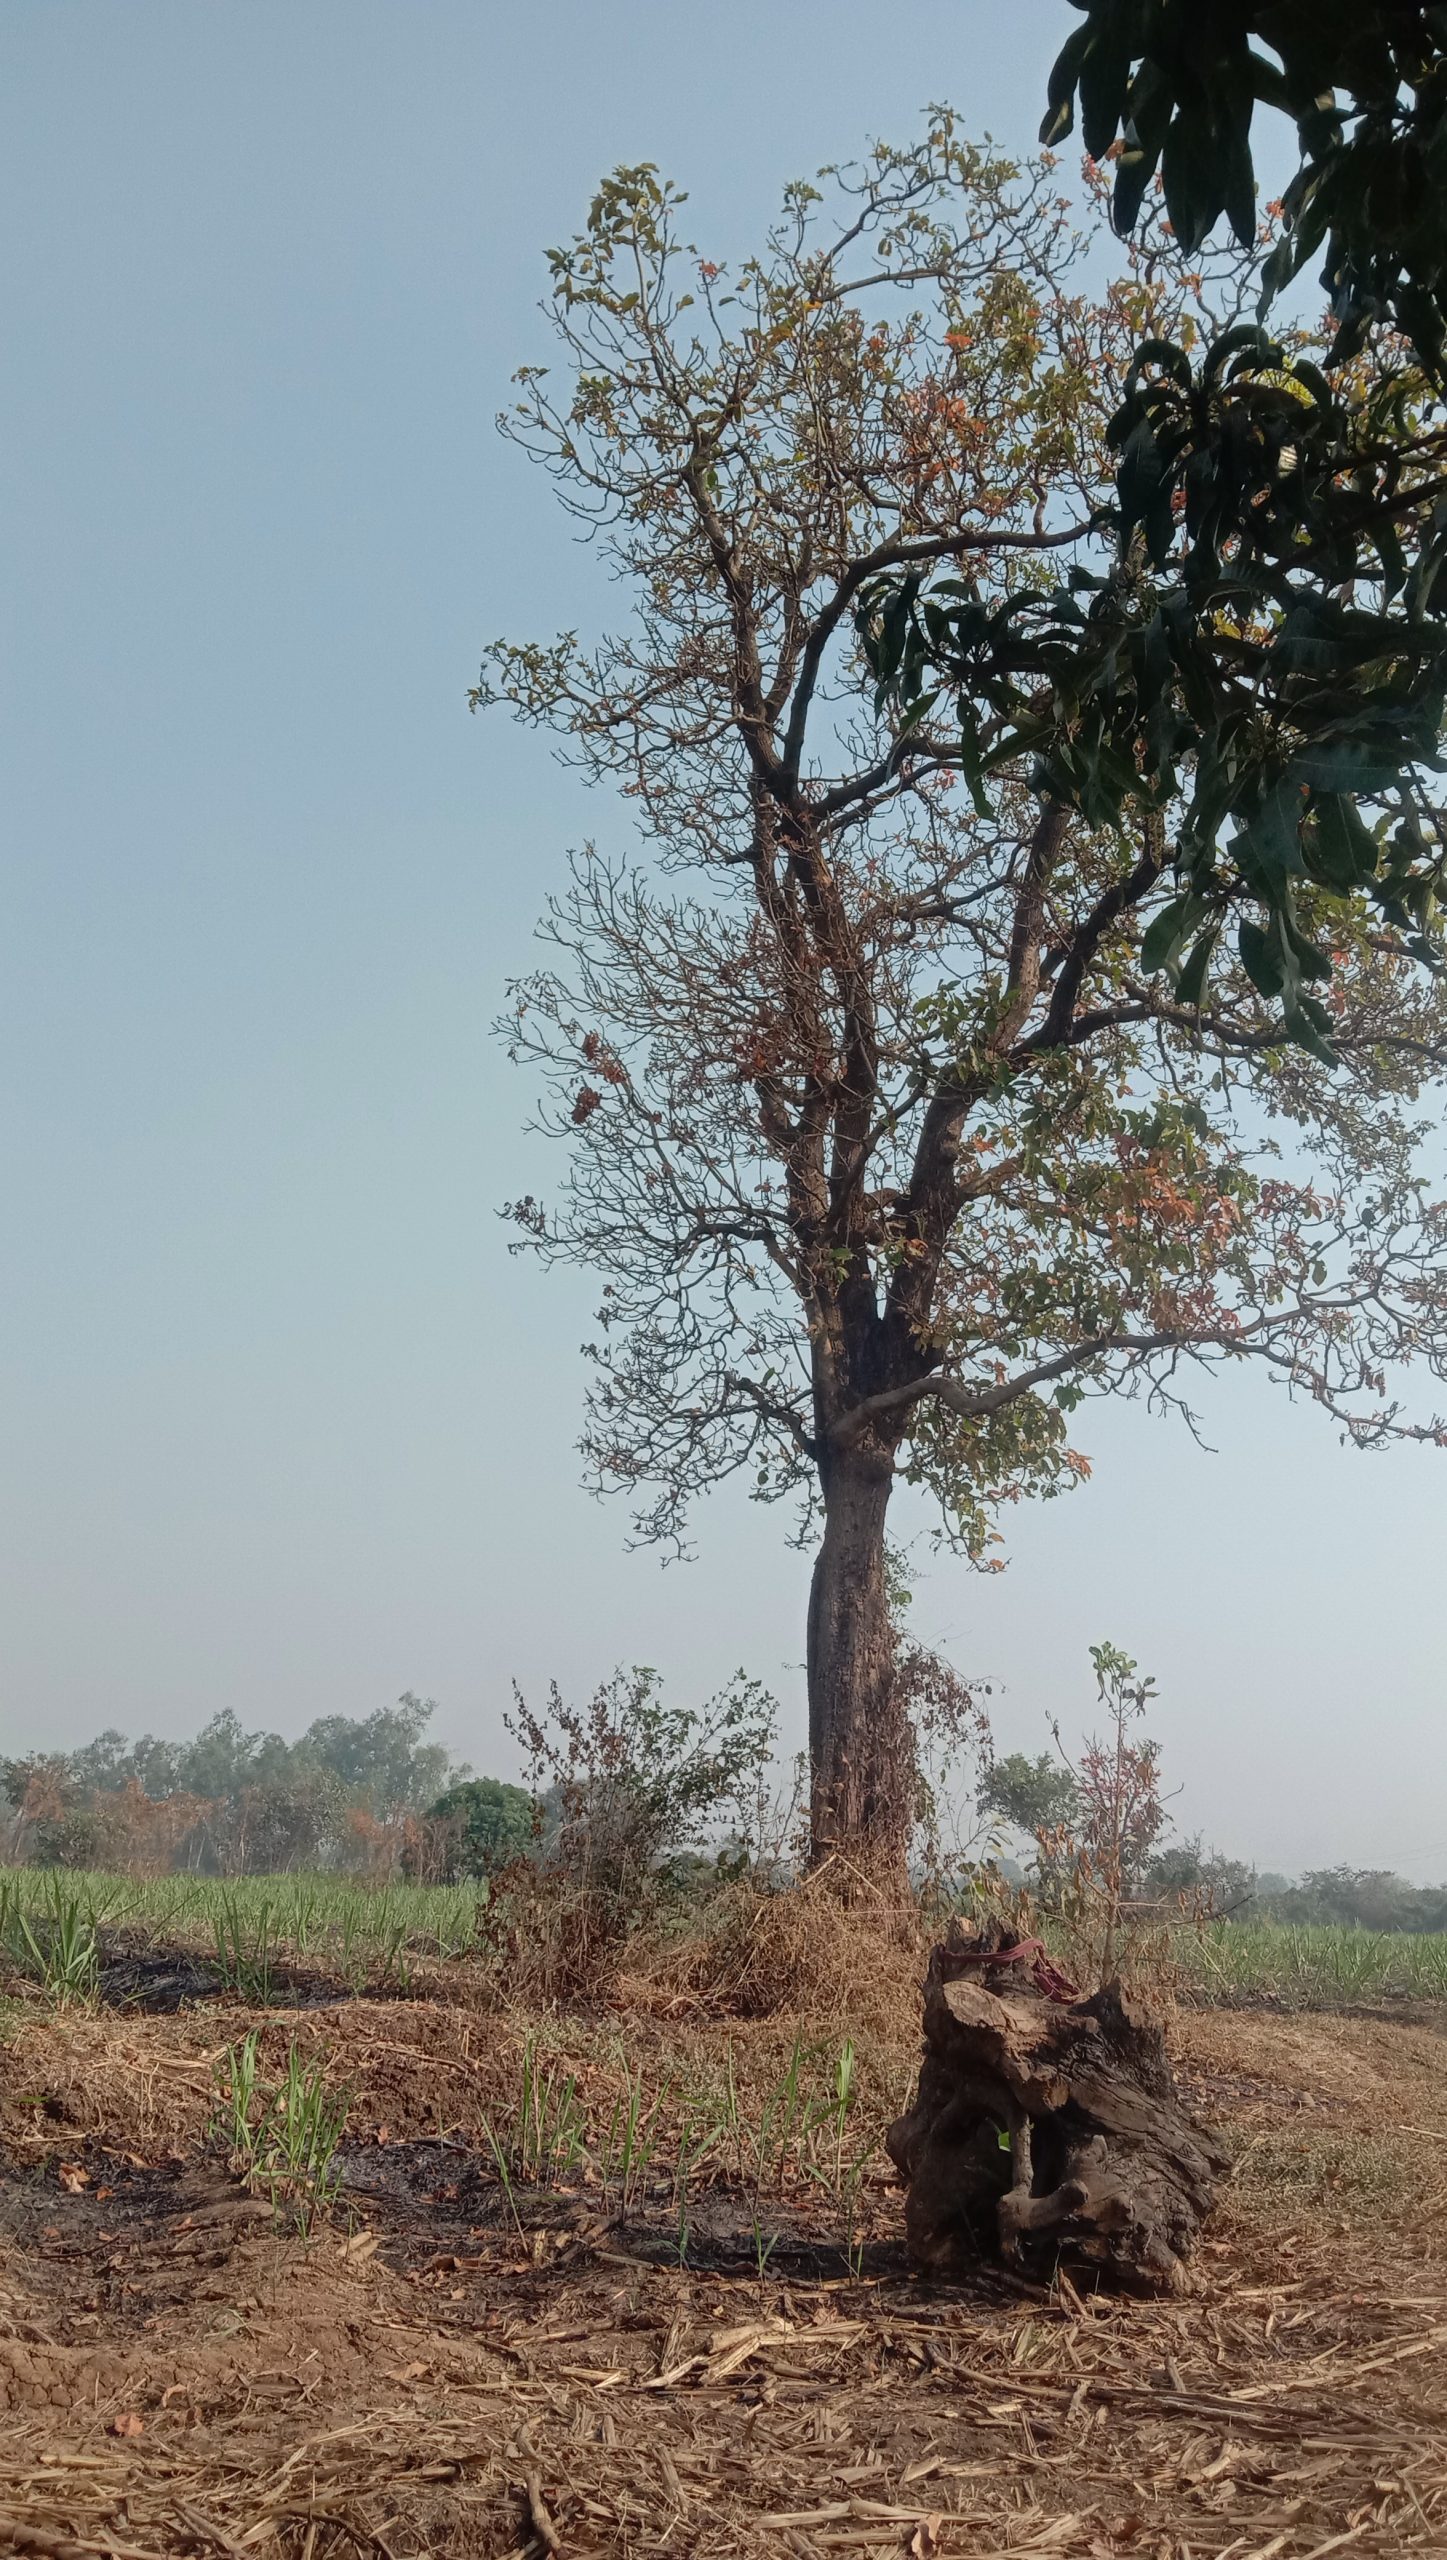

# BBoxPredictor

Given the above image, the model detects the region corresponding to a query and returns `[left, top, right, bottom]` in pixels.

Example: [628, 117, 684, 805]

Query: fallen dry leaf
[112, 2413, 144, 2439]
[57, 2163, 89, 2194]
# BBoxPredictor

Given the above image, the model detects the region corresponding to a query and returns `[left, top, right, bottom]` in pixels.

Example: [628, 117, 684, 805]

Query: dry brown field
[1, 1921, 1445, 2560]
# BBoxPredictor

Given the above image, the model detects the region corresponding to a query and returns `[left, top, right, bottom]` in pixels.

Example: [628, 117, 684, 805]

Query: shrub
[427, 1777, 536, 1878]
[483, 1666, 779, 2002]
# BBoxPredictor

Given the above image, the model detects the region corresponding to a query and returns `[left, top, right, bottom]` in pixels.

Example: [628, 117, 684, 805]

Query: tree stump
[885, 1924, 1228, 2295]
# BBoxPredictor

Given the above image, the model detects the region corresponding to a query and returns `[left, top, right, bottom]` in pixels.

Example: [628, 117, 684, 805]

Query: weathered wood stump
[885, 1923, 1228, 2295]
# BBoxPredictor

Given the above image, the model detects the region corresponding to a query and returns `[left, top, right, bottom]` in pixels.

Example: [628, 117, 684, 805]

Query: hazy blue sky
[4, 1, 1445, 1878]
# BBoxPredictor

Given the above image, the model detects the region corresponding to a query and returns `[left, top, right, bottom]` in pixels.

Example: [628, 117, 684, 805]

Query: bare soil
[0, 1960, 1444, 2558]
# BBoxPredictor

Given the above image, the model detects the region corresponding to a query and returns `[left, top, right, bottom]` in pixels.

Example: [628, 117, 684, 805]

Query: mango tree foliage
[1044, 2, 1447, 371]
[882, 9, 1447, 1067]
[481, 129, 1447, 1870]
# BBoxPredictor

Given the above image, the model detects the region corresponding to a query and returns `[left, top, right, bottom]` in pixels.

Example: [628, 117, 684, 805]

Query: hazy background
[4, 0, 1444, 1878]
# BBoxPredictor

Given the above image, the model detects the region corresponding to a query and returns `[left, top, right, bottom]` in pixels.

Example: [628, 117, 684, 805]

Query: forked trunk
[805, 1451, 911, 1885]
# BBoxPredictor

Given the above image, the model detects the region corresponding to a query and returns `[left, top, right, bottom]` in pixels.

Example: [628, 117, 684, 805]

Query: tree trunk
[806, 1450, 911, 1883]
[886, 1924, 1228, 2295]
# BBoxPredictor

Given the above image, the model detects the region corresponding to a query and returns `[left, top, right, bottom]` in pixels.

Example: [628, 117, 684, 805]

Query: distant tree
[31, 1805, 107, 1871]
[1253, 1869, 1296, 1899]
[486, 135, 1447, 1880]
[1263, 1862, 1447, 1930]
[0, 1753, 74, 1822]
[1140, 1835, 1258, 1914]
[978, 1751, 1082, 1840]
[1, 1696, 466, 1876]
[170, 1710, 295, 1799]
[65, 1728, 171, 1796]
[292, 1695, 457, 1819]
[428, 1776, 536, 1876]
[224, 1777, 347, 1877]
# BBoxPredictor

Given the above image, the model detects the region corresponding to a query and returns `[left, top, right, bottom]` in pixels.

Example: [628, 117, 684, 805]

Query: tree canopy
[862, 10, 1447, 1071]
[427, 1775, 536, 1874]
[485, 127, 1447, 1864]
[861, 86, 1447, 1069]
[980, 1750, 1083, 1840]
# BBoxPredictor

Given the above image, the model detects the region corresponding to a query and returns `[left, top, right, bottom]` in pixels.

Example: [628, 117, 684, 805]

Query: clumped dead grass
[627, 1873, 928, 2027]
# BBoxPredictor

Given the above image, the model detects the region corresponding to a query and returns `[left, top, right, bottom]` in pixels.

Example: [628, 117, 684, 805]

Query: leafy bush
[508, 1665, 779, 1904]
[482, 1667, 779, 2002]
[427, 1777, 536, 1878]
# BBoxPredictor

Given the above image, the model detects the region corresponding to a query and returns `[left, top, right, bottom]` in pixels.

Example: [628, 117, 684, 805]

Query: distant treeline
[1146, 1851, 1447, 1933]
[981, 1752, 1447, 1933]
[0, 1700, 534, 1882]
[4, 1710, 1445, 1926]
[1250, 1867, 1447, 1935]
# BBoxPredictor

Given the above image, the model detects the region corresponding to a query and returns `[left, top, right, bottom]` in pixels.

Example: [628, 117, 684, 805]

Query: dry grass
[0, 1904, 1445, 2556]
[627, 1874, 928, 2026]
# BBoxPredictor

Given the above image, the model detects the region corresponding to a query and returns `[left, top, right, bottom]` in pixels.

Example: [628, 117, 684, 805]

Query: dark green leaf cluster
[1044, 3, 1447, 373]
[859, 320, 1447, 1058]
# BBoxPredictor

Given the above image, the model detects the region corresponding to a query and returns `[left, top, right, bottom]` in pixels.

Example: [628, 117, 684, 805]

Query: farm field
[8, 1868, 1447, 2010]
[1, 1875, 1445, 2557]
[15, 8, 1447, 2560]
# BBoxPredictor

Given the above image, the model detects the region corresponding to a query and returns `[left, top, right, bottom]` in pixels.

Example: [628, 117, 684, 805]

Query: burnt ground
[0, 1968, 1445, 2557]
[91, 1927, 422, 2014]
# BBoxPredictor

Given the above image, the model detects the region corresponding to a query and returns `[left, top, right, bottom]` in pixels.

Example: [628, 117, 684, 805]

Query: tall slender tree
[482, 130, 1447, 1879]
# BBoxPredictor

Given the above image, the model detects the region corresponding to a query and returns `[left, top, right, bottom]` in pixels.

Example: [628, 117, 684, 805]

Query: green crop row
[4, 1868, 1447, 2012]
[0, 1865, 486, 1979]
[1177, 1918, 1447, 2005]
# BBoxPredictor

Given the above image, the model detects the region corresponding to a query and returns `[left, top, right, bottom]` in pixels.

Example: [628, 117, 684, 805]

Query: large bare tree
[480, 123, 1447, 1879]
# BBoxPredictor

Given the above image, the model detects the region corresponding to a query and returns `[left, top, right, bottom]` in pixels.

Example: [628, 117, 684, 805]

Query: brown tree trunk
[806, 1449, 911, 1884]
